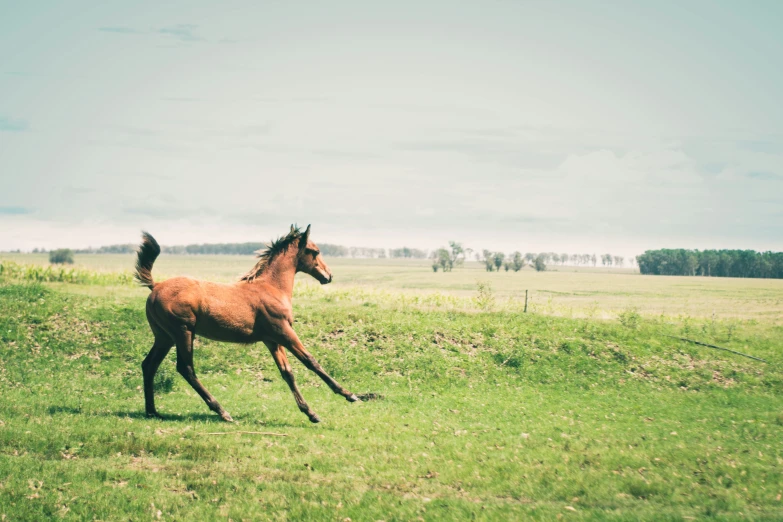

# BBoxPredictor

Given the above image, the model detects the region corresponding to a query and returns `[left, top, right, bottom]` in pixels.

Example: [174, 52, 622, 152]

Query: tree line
[35, 243, 783, 279]
[475, 251, 629, 272]
[476, 251, 630, 270]
[30, 241, 630, 268]
[429, 243, 633, 272]
[65, 242, 426, 259]
[636, 249, 783, 279]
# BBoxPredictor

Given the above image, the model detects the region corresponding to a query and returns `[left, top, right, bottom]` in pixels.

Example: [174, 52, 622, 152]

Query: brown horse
[135, 225, 358, 423]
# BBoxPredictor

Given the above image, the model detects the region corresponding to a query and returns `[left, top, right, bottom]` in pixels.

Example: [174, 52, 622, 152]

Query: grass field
[0, 255, 781, 520]
[4, 253, 783, 322]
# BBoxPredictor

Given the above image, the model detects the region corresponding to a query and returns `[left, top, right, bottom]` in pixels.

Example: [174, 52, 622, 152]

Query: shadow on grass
[46, 405, 227, 423]
[112, 411, 226, 423]
[46, 405, 314, 428]
[254, 418, 326, 430]
[47, 405, 83, 415]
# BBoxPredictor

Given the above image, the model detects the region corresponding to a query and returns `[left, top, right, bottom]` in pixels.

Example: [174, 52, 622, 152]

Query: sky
[1, 1, 782, 257]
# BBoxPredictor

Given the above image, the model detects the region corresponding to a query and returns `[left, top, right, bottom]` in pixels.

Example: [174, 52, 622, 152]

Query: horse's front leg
[263, 341, 321, 423]
[281, 326, 359, 403]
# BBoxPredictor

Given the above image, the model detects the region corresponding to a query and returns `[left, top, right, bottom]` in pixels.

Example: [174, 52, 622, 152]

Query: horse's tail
[134, 231, 160, 290]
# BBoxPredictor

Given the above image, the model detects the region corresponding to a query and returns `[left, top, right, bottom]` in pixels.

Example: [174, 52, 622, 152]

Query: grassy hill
[0, 268, 781, 520]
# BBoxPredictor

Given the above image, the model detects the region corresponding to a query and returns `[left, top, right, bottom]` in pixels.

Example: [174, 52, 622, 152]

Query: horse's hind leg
[142, 333, 174, 418]
[174, 327, 234, 422]
[264, 342, 321, 423]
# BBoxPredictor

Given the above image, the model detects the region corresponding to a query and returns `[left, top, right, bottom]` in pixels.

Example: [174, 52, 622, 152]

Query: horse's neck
[258, 252, 297, 296]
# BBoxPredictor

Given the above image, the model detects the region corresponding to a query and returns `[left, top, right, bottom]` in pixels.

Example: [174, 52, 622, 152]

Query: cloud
[158, 24, 203, 42]
[0, 206, 33, 215]
[122, 205, 181, 219]
[98, 26, 144, 34]
[738, 140, 783, 155]
[0, 116, 28, 132]
[682, 137, 783, 182]
[98, 24, 205, 42]
[452, 147, 713, 239]
[394, 137, 568, 169]
[747, 171, 783, 181]
[161, 96, 204, 102]
[308, 148, 381, 160]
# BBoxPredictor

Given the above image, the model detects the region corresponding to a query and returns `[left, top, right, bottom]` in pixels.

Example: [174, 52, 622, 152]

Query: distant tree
[613, 256, 624, 267]
[434, 248, 452, 272]
[312, 243, 350, 257]
[533, 253, 547, 272]
[503, 261, 511, 272]
[591, 254, 597, 267]
[493, 252, 505, 271]
[49, 249, 74, 265]
[699, 250, 718, 276]
[390, 247, 428, 259]
[432, 262, 439, 272]
[571, 254, 579, 265]
[481, 249, 494, 271]
[511, 251, 525, 272]
[685, 252, 698, 276]
[349, 246, 387, 258]
[601, 254, 613, 266]
[76, 243, 138, 254]
[561, 253, 568, 265]
[552, 253, 561, 265]
[449, 241, 465, 267]
[524, 252, 536, 264]
[716, 252, 734, 277]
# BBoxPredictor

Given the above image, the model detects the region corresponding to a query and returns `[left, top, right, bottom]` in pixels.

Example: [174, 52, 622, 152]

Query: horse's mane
[239, 225, 303, 282]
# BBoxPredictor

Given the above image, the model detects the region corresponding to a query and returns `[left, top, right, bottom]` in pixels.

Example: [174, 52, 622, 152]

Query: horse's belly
[197, 327, 256, 344]
[196, 314, 258, 344]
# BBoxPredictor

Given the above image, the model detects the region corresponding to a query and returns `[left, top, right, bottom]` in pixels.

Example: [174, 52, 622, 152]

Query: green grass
[1, 268, 781, 520]
[0, 260, 133, 286]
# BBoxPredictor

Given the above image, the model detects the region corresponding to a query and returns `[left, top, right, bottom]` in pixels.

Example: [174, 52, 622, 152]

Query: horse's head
[296, 225, 332, 285]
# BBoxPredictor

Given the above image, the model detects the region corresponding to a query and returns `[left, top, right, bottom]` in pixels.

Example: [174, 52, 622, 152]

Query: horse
[135, 224, 358, 423]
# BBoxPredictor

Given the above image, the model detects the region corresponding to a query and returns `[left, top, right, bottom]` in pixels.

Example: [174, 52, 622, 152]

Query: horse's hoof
[356, 393, 383, 401]
[309, 414, 321, 424]
[347, 394, 359, 402]
[220, 412, 234, 422]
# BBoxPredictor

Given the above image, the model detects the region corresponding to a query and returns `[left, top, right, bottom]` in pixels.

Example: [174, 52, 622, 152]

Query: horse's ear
[299, 224, 311, 252]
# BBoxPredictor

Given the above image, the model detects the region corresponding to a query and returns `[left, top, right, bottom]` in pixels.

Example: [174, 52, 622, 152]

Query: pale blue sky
[1, 1, 782, 254]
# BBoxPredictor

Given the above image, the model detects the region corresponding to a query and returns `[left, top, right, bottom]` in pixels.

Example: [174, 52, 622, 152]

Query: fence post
[524, 290, 528, 313]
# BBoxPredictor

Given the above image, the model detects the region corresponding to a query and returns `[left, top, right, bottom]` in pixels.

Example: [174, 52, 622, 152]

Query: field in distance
[4, 253, 783, 322]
